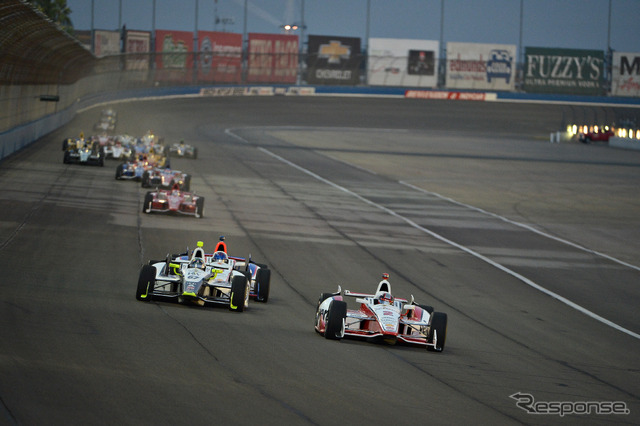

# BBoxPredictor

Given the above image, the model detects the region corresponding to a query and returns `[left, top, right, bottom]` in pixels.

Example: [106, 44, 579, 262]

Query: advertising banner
[155, 30, 194, 82]
[306, 35, 361, 85]
[247, 33, 298, 83]
[611, 52, 640, 97]
[524, 47, 604, 95]
[197, 31, 242, 82]
[368, 38, 438, 87]
[124, 30, 150, 71]
[94, 30, 121, 57]
[446, 42, 516, 90]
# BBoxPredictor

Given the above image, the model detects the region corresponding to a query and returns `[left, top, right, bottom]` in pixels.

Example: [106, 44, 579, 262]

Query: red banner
[197, 31, 242, 83]
[155, 30, 194, 82]
[247, 33, 298, 83]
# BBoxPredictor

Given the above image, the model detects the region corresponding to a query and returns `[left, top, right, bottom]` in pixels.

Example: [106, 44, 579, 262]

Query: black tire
[136, 265, 156, 301]
[192, 148, 198, 159]
[427, 312, 447, 352]
[324, 300, 347, 340]
[182, 175, 191, 191]
[143, 192, 153, 213]
[62, 139, 69, 150]
[141, 171, 150, 187]
[229, 275, 247, 312]
[195, 197, 204, 218]
[63, 151, 70, 164]
[115, 163, 124, 179]
[255, 268, 271, 302]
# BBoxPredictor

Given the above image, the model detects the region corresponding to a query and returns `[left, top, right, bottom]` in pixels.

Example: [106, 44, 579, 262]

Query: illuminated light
[572, 124, 577, 135]
[636, 130, 640, 139]
[283, 24, 292, 30]
[594, 125, 599, 133]
[629, 129, 634, 139]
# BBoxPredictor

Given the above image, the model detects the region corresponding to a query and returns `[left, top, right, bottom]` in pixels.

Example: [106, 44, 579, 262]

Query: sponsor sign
[247, 33, 298, 84]
[524, 47, 604, 95]
[94, 30, 121, 57]
[611, 52, 640, 97]
[446, 42, 516, 90]
[197, 31, 242, 82]
[124, 30, 150, 71]
[405, 90, 496, 101]
[307, 35, 361, 85]
[368, 38, 439, 87]
[155, 30, 194, 82]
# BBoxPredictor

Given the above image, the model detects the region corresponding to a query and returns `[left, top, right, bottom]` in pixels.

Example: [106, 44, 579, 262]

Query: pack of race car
[315, 274, 448, 352]
[135, 239, 270, 310]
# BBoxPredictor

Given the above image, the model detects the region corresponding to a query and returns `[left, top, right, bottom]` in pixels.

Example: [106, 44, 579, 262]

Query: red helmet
[378, 292, 394, 305]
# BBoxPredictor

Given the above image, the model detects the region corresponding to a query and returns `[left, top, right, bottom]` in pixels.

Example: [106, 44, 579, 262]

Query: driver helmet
[189, 258, 205, 270]
[212, 251, 228, 264]
[377, 292, 394, 305]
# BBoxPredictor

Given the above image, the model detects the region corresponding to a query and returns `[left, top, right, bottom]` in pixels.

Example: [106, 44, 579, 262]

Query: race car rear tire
[192, 148, 198, 159]
[255, 267, 271, 303]
[195, 198, 204, 218]
[63, 151, 70, 164]
[136, 265, 156, 301]
[141, 171, 150, 187]
[427, 312, 447, 352]
[182, 175, 191, 191]
[115, 163, 124, 179]
[143, 192, 153, 213]
[229, 275, 247, 312]
[324, 300, 346, 340]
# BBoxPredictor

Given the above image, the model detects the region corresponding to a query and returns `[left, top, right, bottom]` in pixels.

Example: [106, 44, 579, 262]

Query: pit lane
[0, 96, 639, 424]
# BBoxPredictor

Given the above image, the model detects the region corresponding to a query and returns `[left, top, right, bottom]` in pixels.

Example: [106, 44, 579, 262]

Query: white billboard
[446, 42, 516, 90]
[94, 30, 121, 57]
[611, 52, 640, 97]
[368, 38, 439, 87]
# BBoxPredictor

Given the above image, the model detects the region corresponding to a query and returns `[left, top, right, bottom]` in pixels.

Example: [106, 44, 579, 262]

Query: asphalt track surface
[1, 96, 639, 425]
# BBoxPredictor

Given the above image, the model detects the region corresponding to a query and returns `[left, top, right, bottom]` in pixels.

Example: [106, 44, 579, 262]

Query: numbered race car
[103, 135, 134, 160]
[169, 140, 198, 159]
[141, 167, 191, 191]
[135, 239, 270, 310]
[315, 274, 448, 352]
[63, 134, 105, 166]
[115, 152, 170, 181]
[142, 183, 204, 218]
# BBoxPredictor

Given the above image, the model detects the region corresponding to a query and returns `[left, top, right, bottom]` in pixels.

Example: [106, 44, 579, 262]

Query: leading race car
[135, 240, 270, 309]
[315, 274, 448, 352]
[142, 184, 204, 218]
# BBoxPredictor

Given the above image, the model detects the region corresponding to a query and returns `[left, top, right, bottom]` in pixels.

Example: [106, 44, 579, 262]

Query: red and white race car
[143, 184, 204, 218]
[141, 167, 191, 191]
[315, 274, 448, 352]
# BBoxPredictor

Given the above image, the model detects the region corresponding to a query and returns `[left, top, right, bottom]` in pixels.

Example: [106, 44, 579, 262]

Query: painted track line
[227, 128, 639, 340]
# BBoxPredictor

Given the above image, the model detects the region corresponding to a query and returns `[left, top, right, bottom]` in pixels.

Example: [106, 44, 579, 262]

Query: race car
[142, 184, 204, 218]
[103, 138, 133, 161]
[315, 273, 448, 352]
[115, 153, 170, 180]
[578, 127, 615, 143]
[135, 240, 270, 309]
[141, 167, 191, 191]
[63, 136, 105, 166]
[169, 140, 198, 159]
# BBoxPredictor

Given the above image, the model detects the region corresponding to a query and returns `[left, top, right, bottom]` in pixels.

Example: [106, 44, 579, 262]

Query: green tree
[28, 0, 74, 35]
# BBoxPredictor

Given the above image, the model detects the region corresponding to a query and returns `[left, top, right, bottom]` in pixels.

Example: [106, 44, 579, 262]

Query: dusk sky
[67, 0, 640, 54]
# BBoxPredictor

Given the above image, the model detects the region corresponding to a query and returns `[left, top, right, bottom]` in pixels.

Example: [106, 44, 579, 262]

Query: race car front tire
[143, 192, 153, 213]
[141, 171, 150, 187]
[324, 300, 347, 340]
[136, 265, 156, 301]
[427, 312, 448, 352]
[115, 163, 124, 179]
[229, 275, 248, 312]
[255, 267, 271, 302]
[195, 198, 204, 218]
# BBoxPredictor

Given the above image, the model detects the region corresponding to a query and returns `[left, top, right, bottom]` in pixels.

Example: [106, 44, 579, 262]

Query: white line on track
[227, 128, 640, 340]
